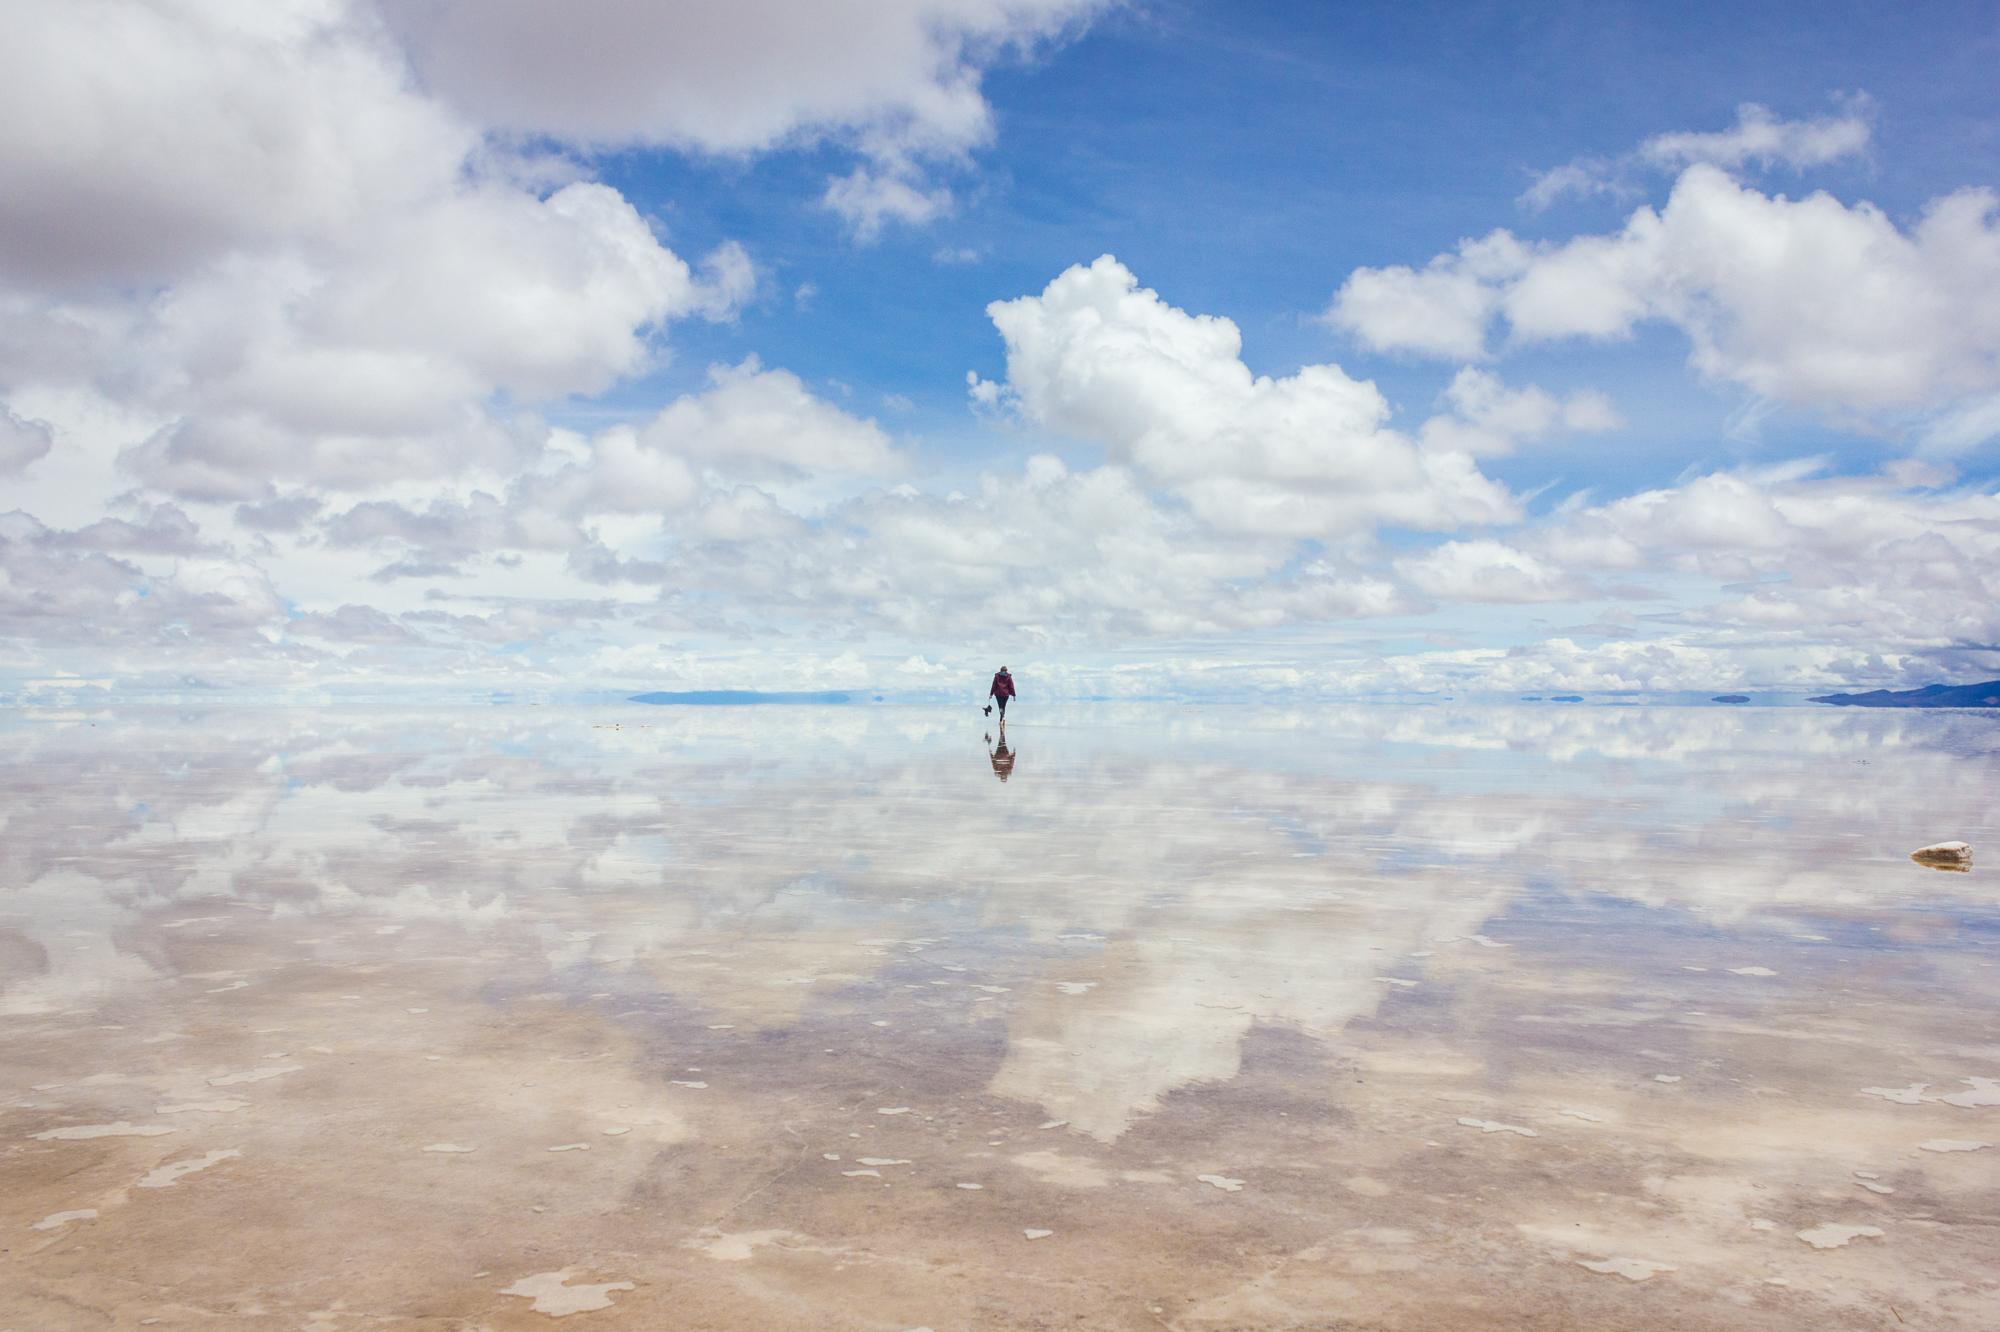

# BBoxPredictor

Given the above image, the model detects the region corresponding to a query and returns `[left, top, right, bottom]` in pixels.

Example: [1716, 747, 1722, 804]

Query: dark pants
[994, 695, 1009, 716]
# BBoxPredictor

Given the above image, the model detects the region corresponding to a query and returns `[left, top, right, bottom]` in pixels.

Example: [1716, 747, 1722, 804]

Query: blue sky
[2, 0, 1998, 701]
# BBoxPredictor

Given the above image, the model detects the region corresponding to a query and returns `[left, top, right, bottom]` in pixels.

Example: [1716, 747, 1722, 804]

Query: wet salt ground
[3, 703, 1998, 1329]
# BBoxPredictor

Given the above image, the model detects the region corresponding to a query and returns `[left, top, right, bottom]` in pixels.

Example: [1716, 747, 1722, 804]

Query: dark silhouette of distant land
[629, 690, 853, 705]
[1809, 680, 2000, 708]
[1711, 694, 1750, 703]
[1549, 695, 1584, 702]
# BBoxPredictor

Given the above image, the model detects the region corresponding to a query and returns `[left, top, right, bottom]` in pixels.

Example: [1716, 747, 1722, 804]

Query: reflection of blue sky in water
[4, 704, 1997, 1144]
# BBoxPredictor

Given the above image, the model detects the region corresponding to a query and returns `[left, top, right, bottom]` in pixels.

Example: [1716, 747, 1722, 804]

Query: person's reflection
[985, 722, 1016, 782]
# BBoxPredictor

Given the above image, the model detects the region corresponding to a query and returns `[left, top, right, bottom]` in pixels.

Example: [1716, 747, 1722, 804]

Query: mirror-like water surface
[4, 705, 1998, 1329]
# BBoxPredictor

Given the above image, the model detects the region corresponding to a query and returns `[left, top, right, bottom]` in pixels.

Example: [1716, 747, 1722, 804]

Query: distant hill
[1809, 680, 2000, 708]
[629, 690, 853, 705]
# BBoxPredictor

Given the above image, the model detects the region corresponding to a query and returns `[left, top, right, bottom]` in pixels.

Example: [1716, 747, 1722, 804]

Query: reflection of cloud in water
[2, 705, 1995, 1133]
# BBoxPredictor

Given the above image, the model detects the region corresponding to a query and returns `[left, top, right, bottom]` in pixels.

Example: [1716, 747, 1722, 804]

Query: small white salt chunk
[1456, 1117, 1538, 1137]
[137, 1148, 240, 1188]
[1197, 1174, 1245, 1191]
[1797, 1223, 1884, 1250]
[1023, 1228, 1053, 1240]
[1577, 1257, 1675, 1281]
[30, 1209, 98, 1230]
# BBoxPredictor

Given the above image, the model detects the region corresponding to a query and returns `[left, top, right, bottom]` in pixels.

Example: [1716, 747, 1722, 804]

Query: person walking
[984, 665, 1016, 719]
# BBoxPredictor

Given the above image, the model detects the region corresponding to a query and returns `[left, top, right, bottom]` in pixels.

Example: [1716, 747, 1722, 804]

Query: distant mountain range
[1809, 680, 2000, 708]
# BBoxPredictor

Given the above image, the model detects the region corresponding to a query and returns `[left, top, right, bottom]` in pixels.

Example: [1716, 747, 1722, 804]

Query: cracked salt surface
[500, 1270, 634, 1316]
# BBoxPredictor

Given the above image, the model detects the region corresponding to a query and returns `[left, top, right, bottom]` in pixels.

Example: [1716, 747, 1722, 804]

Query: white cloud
[0, 406, 53, 474]
[823, 166, 955, 241]
[388, 0, 1107, 237]
[385, 0, 1101, 157]
[1416, 368, 1621, 457]
[1334, 165, 2000, 422]
[1397, 539, 1593, 604]
[640, 358, 903, 478]
[1639, 99, 1873, 173]
[1522, 99, 1872, 212]
[0, 2, 754, 504]
[989, 256, 1518, 537]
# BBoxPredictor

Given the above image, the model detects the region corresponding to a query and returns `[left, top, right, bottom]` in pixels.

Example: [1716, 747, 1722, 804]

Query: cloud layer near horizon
[2, 2, 1997, 700]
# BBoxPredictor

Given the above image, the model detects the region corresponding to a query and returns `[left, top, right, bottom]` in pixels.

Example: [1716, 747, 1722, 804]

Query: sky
[3, 0, 1999, 702]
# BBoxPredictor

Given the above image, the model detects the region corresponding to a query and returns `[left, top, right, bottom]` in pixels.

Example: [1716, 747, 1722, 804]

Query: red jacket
[989, 670, 1016, 700]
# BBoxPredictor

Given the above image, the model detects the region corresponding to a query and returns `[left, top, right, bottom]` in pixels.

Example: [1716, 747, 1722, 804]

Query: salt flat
[3, 703, 1997, 1329]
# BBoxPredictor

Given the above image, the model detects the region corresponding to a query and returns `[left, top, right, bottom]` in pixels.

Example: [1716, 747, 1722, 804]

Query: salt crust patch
[1022, 1228, 1053, 1240]
[1918, 1139, 1992, 1152]
[956, 1182, 983, 1189]
[1011, 1149, 1110, 1188]
[1937, 1077, 2000, 1108]
[32, 1121, 175, 1140]
[857, 1157, 910, 1166]
[208, 1065, 301, 1086]
[1860, 1078, 2000, 1107]
[1727, 966, 1778, 976]
[500, 1270, 634, 1316]
[876, 1107, 911, 1115]
[1558, 1108, 1605, 1122]
[1578, 1257, 1675, 1281]
[689, 1228, 800, 1262]
[841, 1169, 881, 1178]
[423, 1143, 476, 1153]
[1653, 1075, 1682, 1084]
[31, 1209, 98, 1230]
[1197, 1174, 1245, 1191]
[158, 1099, 249, 1114]
[138, 1148, 240, 1188]
[549, 1143, 590, 1152]
[1797, 1224, 1884, 1249]
[1457, 1117, 1537, 1137]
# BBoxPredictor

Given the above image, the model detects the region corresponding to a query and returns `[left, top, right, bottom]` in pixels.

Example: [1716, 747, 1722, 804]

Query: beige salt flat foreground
[3, 703, 1998, 1329]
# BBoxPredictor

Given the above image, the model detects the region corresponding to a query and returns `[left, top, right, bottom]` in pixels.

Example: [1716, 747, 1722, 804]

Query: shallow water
[3, 703, 1998, 1329]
